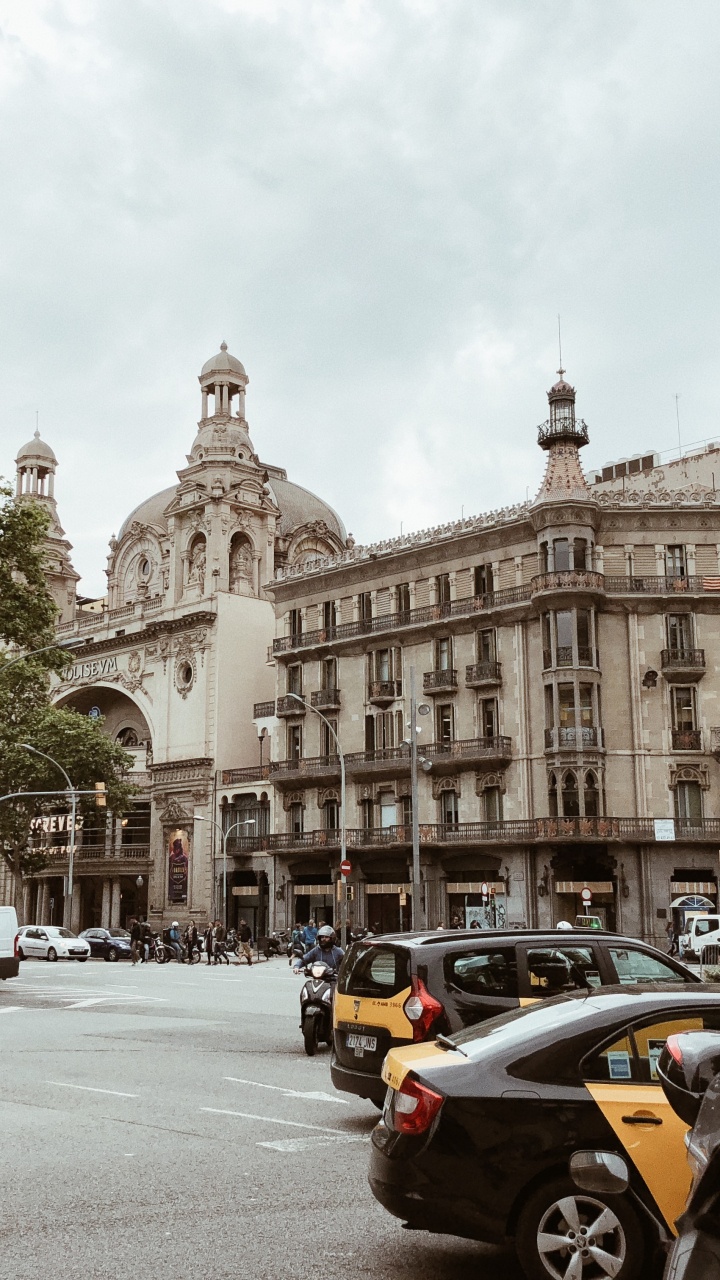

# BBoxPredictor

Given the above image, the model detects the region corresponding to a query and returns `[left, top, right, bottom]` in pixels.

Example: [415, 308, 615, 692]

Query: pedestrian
[141, 918, 152, 962]
[436, 921, 445, 930]
[302, 920, 318, 948]
[213, 919, 229, 965]
[238, 918, 253, 966]
[185, 919, 198, 962]
[130, 916, 142, 964]
[204, 921, 214, 965]
[666, 918, 678, 956]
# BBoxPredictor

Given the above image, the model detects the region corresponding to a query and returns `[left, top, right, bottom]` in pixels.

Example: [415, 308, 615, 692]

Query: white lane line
[200, 1108, 350, 1135]
[0, 1007, 25, 1014]
[258, 1135, 366, 1153]
[64, 995, 167, 1008]
[46, 1081, 139, 1098]
[223, 1076, 350, 1105]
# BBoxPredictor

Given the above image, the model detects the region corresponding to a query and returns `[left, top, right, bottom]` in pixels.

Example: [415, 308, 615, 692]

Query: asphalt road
[0, 955, 520, 1280]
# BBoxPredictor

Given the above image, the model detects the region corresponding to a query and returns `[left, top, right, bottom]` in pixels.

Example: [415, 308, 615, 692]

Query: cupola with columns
[530, 371, 600, 581]
[15, 430, 79, 624]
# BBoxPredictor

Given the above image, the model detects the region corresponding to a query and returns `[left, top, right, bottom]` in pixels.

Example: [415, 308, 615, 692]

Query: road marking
[257, 1135, 366, 1153]
[46, 1081, 139, 1098]
[223, 1076, 350, 1105]
[200, 1108, 350, 1135]
[0, 1007, 24, 1014]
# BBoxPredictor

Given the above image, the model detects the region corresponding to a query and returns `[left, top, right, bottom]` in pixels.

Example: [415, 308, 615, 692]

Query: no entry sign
[581, 887, 592, 904]
[340, 859, 352, 876]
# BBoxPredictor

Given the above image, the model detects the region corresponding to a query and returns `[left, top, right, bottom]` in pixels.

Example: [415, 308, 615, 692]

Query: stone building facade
[233, 371, 720, 948]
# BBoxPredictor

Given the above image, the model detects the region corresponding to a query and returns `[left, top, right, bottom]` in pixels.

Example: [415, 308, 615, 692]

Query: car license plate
[347, 1032, 377, 1053]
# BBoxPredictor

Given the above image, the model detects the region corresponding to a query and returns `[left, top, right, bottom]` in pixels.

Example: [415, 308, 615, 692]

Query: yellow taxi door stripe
[334, 987, 414, 1039]
[586, 1083, 690, 1233]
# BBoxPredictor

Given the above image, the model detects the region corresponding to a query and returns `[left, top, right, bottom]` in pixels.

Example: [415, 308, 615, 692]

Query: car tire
[515, 1176, 645, 1280]
[47, 948, 58, 962]
[77, 957, 88, 962]
[107, 947, 118, 962]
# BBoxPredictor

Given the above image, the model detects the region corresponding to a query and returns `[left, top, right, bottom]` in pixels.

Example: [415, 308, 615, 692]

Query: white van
[680, 913, 720, 962]
[0, 905, 20, 980]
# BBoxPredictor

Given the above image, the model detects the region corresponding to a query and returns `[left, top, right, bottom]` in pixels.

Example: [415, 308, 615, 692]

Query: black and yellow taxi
[331, 928, 697, 1104]
[369, 986, 720, 1280]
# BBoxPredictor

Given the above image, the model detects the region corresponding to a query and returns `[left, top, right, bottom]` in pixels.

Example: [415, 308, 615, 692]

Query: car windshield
[48, 928, 76, 939]
[107, 929, 130, 938]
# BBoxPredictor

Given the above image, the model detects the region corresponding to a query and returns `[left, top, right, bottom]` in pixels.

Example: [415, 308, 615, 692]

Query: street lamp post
[405, 668, 431, 932]
[193, 814, 256, 928]
[0, 637, 85, 678]
[285, 692, 348, 939]
[20, 744, 78, 930]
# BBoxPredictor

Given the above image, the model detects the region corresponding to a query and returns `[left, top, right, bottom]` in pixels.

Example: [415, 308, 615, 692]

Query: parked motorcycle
[288, 936, 305, 967]
[264, 929, 289, 958]
[299, 961, 335, 1056]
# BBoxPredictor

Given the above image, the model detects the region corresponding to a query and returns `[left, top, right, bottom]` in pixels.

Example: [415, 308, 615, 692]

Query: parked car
[369, 985, 720, 1280]
[79, 927, 132, 961]
[0, 906, 19, 980]
[680, 913, 720, 962]
[16, 926, 90, 962]
[332, 927, 698, 1103]
[657, 1029, 720, 1278]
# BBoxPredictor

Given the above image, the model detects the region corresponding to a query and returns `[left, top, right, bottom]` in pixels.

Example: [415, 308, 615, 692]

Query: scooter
[299, 961, 335, 1056]
[265, 929, 289, 957]
[288, 936, 305, 967]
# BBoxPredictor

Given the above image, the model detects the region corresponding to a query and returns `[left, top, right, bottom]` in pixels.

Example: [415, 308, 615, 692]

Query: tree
[0, 481, 135, 911]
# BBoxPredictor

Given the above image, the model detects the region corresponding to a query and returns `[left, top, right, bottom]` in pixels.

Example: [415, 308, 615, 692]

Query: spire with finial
[532, 370, 592, 506]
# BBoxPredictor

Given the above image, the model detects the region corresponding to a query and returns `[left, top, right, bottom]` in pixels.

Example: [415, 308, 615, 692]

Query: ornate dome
[548, 370, 576, 400]
[201, 341, 246, 379]
[16, 429, 57, 465]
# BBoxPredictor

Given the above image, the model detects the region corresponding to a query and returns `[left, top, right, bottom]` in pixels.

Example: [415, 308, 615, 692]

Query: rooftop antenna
[675, 393, 682, 459]
[557, 314, 564, 376]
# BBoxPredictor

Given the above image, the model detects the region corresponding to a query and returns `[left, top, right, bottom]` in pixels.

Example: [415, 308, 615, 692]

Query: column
[110, 879, 122, 928]
[101, 878, 111, 929]
[253, 555, 261, 597]
[222, 383, 229, 414]
[448, 571, 457, 601]
[71, 883, 81, 935]
[202, 389, 209, 418]
[48, 471, 54, 498]
[15, 469, 22, 497]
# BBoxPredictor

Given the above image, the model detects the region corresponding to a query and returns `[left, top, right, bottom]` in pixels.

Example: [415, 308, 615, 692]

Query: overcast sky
[1, 0, 719, 595]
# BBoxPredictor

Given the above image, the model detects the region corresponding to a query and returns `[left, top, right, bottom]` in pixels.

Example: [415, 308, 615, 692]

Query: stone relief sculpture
[229, 535, 253, 592]
[187, 537, 206, 593]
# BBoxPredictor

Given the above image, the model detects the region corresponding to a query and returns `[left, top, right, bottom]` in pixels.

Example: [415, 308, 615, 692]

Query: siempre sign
[64, 656, 119, 682]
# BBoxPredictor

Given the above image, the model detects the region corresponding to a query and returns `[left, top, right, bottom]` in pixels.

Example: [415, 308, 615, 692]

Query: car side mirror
[657, 1031, 720, 1127]
[569, 1150, 629, 1195]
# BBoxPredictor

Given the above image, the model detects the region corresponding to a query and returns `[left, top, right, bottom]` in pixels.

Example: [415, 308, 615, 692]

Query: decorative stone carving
[187, 538, 206, 593]
[159, 797, 193, 824]
[670, 764, 710, 790]
[475, 771, 507, 795]
[317, 787, 340, 807]
[432, 777, 460, 799]
[282, 791, 306, 810]
[175, 654, 197, 698]
[229, 536, 253, 592]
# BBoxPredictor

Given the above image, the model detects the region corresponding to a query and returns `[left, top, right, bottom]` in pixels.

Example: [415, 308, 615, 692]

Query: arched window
[548, 772, 558, 817]
[584, 771, 599, 817]
[324, 799, 339, 831]
[562, 771, 580, 817]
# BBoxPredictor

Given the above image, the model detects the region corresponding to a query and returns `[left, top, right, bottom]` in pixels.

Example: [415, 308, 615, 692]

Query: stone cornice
[54, 611, 216, 659]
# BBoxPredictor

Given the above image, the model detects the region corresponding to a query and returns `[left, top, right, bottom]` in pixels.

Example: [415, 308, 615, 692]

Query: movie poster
[168, 829, 189, 903]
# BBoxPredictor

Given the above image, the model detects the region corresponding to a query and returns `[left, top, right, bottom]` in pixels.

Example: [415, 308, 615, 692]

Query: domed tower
[15, 430, 79, 624]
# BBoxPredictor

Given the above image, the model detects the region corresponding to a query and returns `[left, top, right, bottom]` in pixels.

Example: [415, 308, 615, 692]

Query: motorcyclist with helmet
[293, 924, 344, 976]
[168, 921, 185, 962]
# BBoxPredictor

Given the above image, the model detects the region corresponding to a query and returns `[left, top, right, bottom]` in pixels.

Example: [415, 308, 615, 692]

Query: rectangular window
[322, 600, 336, 630]
[483, 786, 503, 822]
[401, 795, 412, 826]
[436, 637, 452, 670]
[437, 703, 454, 745]
[321, 717, 338, 757]
[558, 684, 575, 728]
[675, 781, 703, 823]
[542, 613, 552, 668]
[365, 714, 375, 751]
[440, 790, 459, 825]
[480, 697, 498, 738]
[667, 614, 694, 651]
[396, 583, 410, 615]
[324, 799, 339, 831]
[437, 573, 451, 604]
[478, 628, 496, 662]
[289, 803, 304, 834]
[671, 686, 696, 731]
[666, 545, 687, 578]
[287, 664, 302, 695]
[553, 538, 570, 571]
[577, 609, 592, 665]
[579, 684, 594, 727]
[474, 564, 494, 596]
[556, 610, 573, 664]
[322, 657, 337, 690]
[573, 539, 588, 571]
[360, 798, 374, 829]
[287, 723, 302, 760]
[545, 685, 555, 729]
[359, 592, 372, 623]
[289, 608, 302, 640]
[376, 648, 390, 681]
[380, 793, 397, 828]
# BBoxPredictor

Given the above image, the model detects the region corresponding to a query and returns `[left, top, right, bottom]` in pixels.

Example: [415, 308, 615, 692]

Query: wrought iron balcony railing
[368, 680, 401, 703]
[545, 726, 602, 750]
[220, 765, 271, 785]
[253, 701, 276, 718]
[310, 688, 341, 710]
[423, 668, 458, 693]
[661, 648, 706, 671]
[276, 694, 306, 716]
[465, 661, 502, 687]
[269, 754, 340, 778]
[671, 729, 703, 751]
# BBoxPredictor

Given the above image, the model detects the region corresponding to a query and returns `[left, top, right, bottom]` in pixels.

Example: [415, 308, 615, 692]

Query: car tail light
[14, 934, 19, 958]
[403, 976, 444, 1042]
[393, 1076, 444, 1136]
[666, 1034, 683, 1065]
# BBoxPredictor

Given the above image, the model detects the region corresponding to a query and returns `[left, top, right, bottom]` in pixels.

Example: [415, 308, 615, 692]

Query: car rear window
[337, 943, 411, 998]
[445, 947, 518, 997]
[609, 947, 686, 985]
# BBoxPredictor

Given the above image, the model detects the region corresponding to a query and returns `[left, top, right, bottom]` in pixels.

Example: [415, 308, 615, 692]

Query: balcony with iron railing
[276, 694, 306, 716]
[671, 729, 703, 751]
[423, 668, 458, 694]
[368, 680, 401, 705]
[532, 571, 606, 600]
[424, 736, 513, 771]
[41, 844, 152, 865]
[310, 688, 341, 710]
[661, 649, 706, 682]
[545, 726, 603, 751]
[269, 754, 341, 784]
[344, 746, 412, 778]
[220, 764, 271, 786]
[465, 660, 502, 688]
[253, 701, 276, 718]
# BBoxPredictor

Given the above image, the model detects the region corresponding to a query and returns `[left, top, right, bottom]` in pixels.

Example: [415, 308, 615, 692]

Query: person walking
[238, 918, 253, 966]
[213, 920, 229, 965]
[204, 921, 215, 965]
[302, 920, 318, 948]
[130, 917, 142, 965]
[141, 918, 152, 963]
[185, 920, 198, 962]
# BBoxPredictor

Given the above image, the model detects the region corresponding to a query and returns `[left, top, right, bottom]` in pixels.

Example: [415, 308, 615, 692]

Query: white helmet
[172, 921, 179, 928]
[556, 920, 573, 931]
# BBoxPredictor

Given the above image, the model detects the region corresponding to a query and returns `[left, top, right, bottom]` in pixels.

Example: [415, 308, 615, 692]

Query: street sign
[340, 859, 352, 876]
[581, 887, 592, 904]
[481, 881, 489, 897]
[399, 892, 407, 906]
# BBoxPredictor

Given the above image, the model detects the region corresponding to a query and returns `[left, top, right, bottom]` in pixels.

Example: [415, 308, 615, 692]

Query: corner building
[256, 372, 720, 948]
[5, 345, 347, 933]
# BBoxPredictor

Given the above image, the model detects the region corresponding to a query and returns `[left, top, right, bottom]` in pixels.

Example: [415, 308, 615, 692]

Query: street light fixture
[193, 813, 256, 928]
[285, 691, 349, 938]
[0, 636, 86, 678]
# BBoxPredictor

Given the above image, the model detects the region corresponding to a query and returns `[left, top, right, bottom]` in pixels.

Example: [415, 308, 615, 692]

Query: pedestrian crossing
[1, 979, 166, 1010]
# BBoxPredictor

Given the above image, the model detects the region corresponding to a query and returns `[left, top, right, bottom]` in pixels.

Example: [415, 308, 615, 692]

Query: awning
[366, 883, 412, 895]
[446, 882, 505, 894]
[292, 883, 334, 895]
[555, 881, 614, 894]
[670, 882, 717, 895]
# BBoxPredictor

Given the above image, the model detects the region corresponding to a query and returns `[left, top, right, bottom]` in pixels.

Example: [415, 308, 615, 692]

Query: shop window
[483, 786, 503, 822]
[480, 697, 498, 738]
[289, 803, 304, 834]
[666, 545, 687, 578]
[287, 723, 302, 761]
[675, 781, 703, 824]
[553, 538, 570, 572]
[562, 771, 580, 817]
[584, 772, 599, 817]
[440, 790, 459, 826]
[474, 564, 494, 596]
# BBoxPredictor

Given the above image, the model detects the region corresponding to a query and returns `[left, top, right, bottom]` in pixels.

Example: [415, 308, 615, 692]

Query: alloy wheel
[536, 1194, 626, 1280]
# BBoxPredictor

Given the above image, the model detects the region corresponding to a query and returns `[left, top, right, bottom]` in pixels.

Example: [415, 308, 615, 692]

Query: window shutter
[454, 567, 472, 599]
[415, 579, 429, 607]
[632, 545, 656, 574]
[521, 552, 538, 583]
[498, 558, 515, 589]
[695, 544, 719, 575]
[340, 596, 353, 623]
[376, 587, 391, 615]
[602, 546, 626, 575]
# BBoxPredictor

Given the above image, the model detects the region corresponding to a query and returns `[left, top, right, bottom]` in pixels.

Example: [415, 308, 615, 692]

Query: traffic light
[346, 886, 354, 901]
[94, 781, 107, 807]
